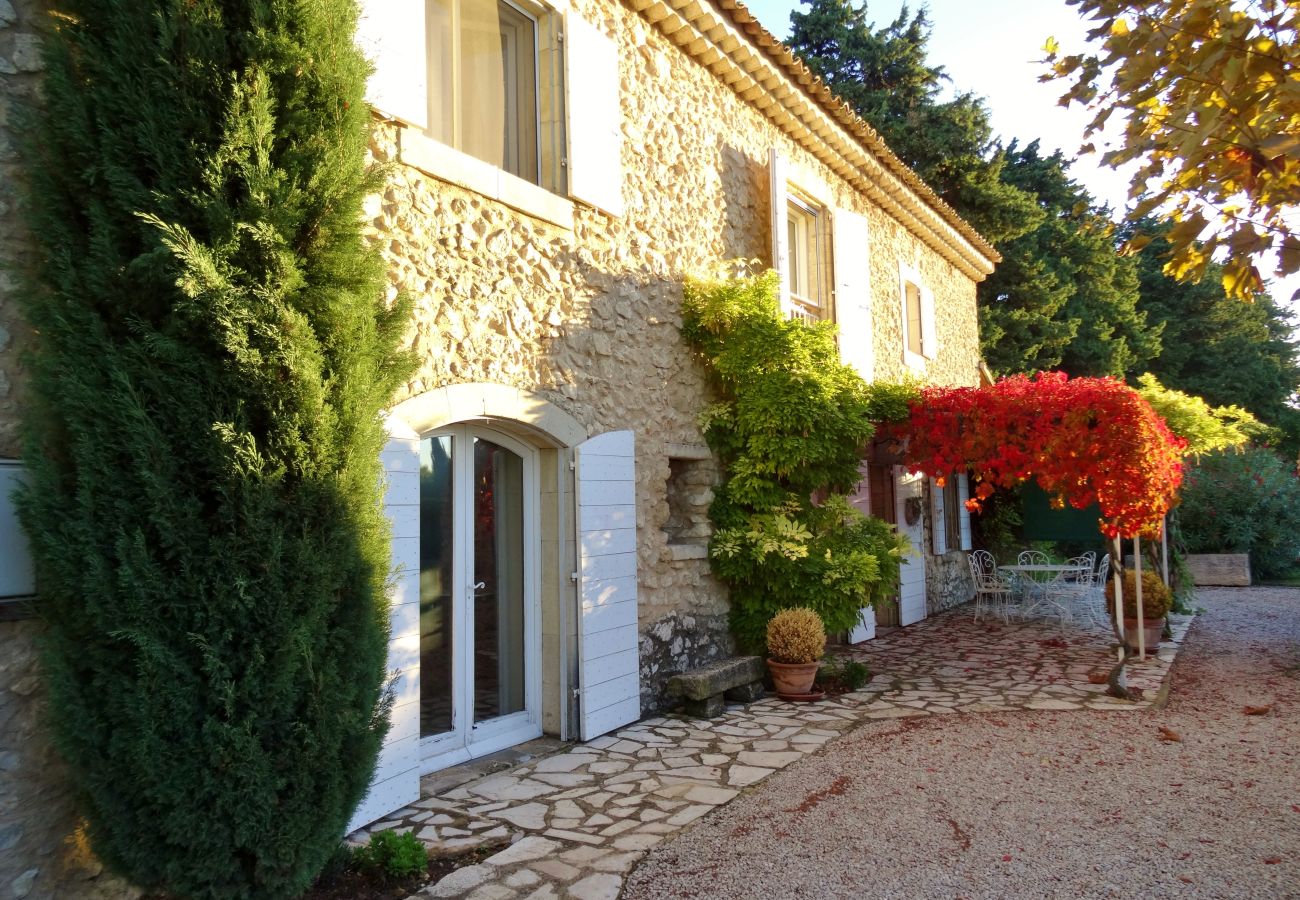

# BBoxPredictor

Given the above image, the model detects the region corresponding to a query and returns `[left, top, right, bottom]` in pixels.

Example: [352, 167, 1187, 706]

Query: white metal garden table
[998, 563, 1090, 621]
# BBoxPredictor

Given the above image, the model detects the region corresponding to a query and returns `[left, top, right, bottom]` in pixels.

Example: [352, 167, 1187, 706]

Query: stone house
[0, 0, 998, 875]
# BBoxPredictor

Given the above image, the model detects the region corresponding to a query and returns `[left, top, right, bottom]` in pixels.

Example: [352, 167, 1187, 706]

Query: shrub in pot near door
[1105, 569, 1172, 648]
[766, 607, 826, 696]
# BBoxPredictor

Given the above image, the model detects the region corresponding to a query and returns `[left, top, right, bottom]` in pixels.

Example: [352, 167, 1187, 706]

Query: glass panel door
[471, 437, 526, 724]
[418, 425, 539, 764]
[419, 435, 456, 739]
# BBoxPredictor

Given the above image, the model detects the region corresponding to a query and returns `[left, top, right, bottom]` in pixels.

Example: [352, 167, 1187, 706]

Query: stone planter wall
[1185, 553, 1251, 587]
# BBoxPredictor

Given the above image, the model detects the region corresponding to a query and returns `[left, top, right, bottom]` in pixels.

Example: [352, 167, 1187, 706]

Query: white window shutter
[355, 0, 428, 130]
[769, 149, 791, 314]
[0, 461, 34, 599]
[576, 430, 640, 740]
[957, 473, 973, 551]
[349, 419, 422, 831]
[930, 477, 947, 555]
[832, 208, 873, 380]
[565, 13, 624, 216]
[920, 285, 938, 358]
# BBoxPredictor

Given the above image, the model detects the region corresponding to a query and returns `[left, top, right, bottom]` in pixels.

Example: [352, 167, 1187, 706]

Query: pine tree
[788, 0, 1042, 244]
[980, 141, 1159, 378]
[15, 2, 412, 897]
[1128, 219, 1300, 458]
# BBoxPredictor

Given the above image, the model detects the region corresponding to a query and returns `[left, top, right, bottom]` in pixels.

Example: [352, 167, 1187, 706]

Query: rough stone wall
[926, 551, 975, 615]
[371, 0, 987, 707]
[919, 483, 976, 614]
[868, 212, 984, 389]
[0, 622, 139, 900]
[0, 0, 42, 461]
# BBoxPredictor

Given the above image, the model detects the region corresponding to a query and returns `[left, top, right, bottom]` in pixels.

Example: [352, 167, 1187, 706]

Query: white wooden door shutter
[920, 285, 938, 358]
[832, 208, 873, 380]
[575, 430, 640, 740]
[348, 419, 422, 832]
[957, 473, 973, 551]
[565, 13, 624, 217]
[0, 461, 34, 599]
[356, 0, 428, 130]
[769, 150, 791, 314]
[930, 477, 947, 555]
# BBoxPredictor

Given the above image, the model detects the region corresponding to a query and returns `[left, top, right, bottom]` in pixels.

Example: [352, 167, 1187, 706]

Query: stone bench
[666, 656, 766, 718]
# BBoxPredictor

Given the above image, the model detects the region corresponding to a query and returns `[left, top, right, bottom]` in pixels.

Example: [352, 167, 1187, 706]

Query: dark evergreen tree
[980, 141, 1159, 377]
[15, 2, 412, 897]
[788, 0, 1042, 244]
[1128, 219, 1300, 458]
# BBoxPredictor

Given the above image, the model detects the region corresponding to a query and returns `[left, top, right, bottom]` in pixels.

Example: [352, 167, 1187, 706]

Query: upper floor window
[904, 281, 923, 356]
[427, 0, 563, 191]
[899, 262, 935, 369]
[358, 0, 624, 217]
[787, 195, 828, 322]
[770, 151, 834, 323]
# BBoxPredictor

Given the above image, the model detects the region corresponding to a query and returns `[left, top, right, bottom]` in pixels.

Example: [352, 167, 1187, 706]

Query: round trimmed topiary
[766, 607, 826, 664]
[1105, 569, 1173, 619]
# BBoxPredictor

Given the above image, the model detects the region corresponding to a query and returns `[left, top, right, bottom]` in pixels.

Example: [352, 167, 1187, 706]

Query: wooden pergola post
[1134, 535, 1145, 660]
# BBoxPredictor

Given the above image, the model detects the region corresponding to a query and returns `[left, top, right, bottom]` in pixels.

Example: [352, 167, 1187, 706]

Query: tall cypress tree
[15, 2, 412, 897]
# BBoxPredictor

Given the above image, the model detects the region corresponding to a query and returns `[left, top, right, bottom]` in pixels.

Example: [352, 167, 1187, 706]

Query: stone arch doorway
[389, 384, 587, 773]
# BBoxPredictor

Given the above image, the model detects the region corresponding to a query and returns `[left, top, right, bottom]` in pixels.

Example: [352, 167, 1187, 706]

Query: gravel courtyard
[624, 587, 1300, 899]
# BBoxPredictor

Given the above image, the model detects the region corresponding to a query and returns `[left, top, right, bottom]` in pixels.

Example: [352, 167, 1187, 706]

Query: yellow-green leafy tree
[1134, 373, 1273, 455]
[1045, 0, 1300, 298]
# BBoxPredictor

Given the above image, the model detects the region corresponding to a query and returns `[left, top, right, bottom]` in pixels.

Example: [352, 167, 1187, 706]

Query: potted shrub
[1104, 568, 1172, 649]
[766, 607, 825, 698]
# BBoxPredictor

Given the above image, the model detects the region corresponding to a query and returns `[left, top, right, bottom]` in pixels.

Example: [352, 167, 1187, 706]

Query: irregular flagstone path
[350, 607, 1193, 899]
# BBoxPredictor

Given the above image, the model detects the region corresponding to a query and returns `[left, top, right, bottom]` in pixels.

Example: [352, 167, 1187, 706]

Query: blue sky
[740, 0, 1300, 306]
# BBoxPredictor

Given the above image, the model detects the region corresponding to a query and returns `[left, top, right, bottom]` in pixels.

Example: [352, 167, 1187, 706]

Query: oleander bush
[1176, 447, 1300, 580]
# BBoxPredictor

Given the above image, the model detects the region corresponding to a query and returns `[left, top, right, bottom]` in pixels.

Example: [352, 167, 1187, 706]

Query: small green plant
[766, 608, 826, 664]
[818, 657, 871, 692]
[353, 830, 428, 880]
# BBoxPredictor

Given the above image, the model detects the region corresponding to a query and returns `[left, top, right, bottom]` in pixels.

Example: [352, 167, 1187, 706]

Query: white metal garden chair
[1064, 553, 1110, 626]
[968, 550, 1014, 623]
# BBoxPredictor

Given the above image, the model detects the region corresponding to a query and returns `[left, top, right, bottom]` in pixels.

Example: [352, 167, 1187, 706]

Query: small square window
[787, 196, 827, 322]
[427, 0, 564, 191]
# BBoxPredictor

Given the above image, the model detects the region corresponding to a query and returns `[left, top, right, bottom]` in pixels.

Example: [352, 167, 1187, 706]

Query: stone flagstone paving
[348, 607, 1193, 899]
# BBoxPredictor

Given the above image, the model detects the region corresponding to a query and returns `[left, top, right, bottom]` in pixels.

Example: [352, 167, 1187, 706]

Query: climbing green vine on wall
[682, 267, 918, 653]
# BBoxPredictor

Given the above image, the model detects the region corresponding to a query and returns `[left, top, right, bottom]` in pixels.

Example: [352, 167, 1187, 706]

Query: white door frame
[419, 423, 543, 773]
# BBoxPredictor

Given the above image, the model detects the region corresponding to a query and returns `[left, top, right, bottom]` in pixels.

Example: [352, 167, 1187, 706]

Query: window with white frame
[427, 0, 563, 190]
[787, 196, 828, 322]
[358, 0, 624, 216]
[770, 152, 834, 324]
[899, 262, 935, 368]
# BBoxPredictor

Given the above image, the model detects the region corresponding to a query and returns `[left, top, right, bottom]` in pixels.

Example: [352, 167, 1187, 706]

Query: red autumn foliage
[896, 372, 1186, 539]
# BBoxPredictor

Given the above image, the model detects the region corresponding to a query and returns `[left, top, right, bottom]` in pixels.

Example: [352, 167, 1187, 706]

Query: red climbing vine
[895, 372, 1186, 538]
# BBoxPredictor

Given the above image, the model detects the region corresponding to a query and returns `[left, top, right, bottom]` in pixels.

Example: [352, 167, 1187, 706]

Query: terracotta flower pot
[1122, 616, 1165, 652]
[767, 659, 820, 695]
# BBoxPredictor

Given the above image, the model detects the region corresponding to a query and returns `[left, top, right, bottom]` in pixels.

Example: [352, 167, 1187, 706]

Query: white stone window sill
[903, 349, 928, 372]
[397, 129, 575, 231]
